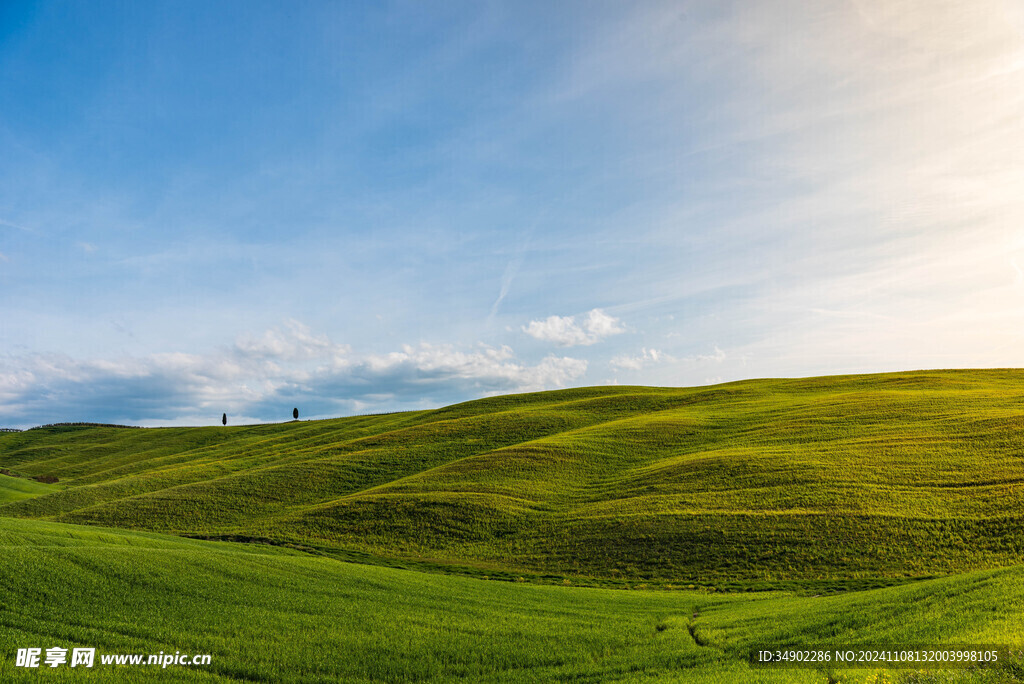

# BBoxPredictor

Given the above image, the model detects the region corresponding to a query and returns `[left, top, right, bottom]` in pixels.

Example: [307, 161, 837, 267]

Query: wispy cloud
[490, 253, 523, 319]
[585, 0, 1024, 380]
[0, 218, 36, 233]
[610, 347, 672, 371]
[523, 309, 624, 347]
[695, 347, 726, 364]
[234, 320, 346, 362]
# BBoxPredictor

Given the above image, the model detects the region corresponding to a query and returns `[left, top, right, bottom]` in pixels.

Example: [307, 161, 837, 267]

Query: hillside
[3, 369, 1024, 582]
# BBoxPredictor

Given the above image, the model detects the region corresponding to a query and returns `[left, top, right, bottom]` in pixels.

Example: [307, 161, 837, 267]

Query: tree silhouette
[222, 413, 227, 426]
[292, 407, 299, 420]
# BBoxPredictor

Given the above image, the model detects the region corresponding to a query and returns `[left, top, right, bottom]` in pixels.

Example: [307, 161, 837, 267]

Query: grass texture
[1, 516, 1023, 683]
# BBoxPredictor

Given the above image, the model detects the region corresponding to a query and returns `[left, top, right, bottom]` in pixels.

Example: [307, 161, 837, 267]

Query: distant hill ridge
[3, 369, 1024, 583]
[28, 422, 142, 430]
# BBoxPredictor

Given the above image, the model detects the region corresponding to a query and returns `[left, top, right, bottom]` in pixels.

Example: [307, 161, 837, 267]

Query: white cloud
[351, 342, 586, 394]
[234, 319, 346, 362]
[610, 347, 672, 371]
[523, 309, 625, 346]
[0, 323, 588, 427]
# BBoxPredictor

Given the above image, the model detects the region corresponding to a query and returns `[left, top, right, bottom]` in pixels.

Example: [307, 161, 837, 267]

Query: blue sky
[2, 0, 1023, 427]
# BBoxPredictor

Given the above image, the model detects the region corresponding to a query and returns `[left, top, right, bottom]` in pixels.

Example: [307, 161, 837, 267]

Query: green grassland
[1, 515, 1023, 683]
[3, 369, 1024, 583]
[0, 474, 60, 504]
[4, 369, 1024, 682]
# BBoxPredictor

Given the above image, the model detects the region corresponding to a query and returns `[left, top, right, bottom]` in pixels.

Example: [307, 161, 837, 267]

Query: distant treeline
[27, 422, 141, 431]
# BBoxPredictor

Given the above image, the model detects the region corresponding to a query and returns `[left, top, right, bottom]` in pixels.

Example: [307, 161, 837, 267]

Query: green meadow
[2, 369, 1024, 681]
[1, 516, 1023, 683]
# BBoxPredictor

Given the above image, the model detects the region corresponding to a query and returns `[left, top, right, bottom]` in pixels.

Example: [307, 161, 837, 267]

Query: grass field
[1, 516, 1022, 683]
[2, 369, 1024, 681]
[0, 474, 59, 504]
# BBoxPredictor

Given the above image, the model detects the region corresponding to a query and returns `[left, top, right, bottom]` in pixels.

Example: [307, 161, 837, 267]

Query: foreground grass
[0, 517, 1023, 683]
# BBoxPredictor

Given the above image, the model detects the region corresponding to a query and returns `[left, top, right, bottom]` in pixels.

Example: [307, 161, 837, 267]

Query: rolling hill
[3, 369, 1024, 584]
